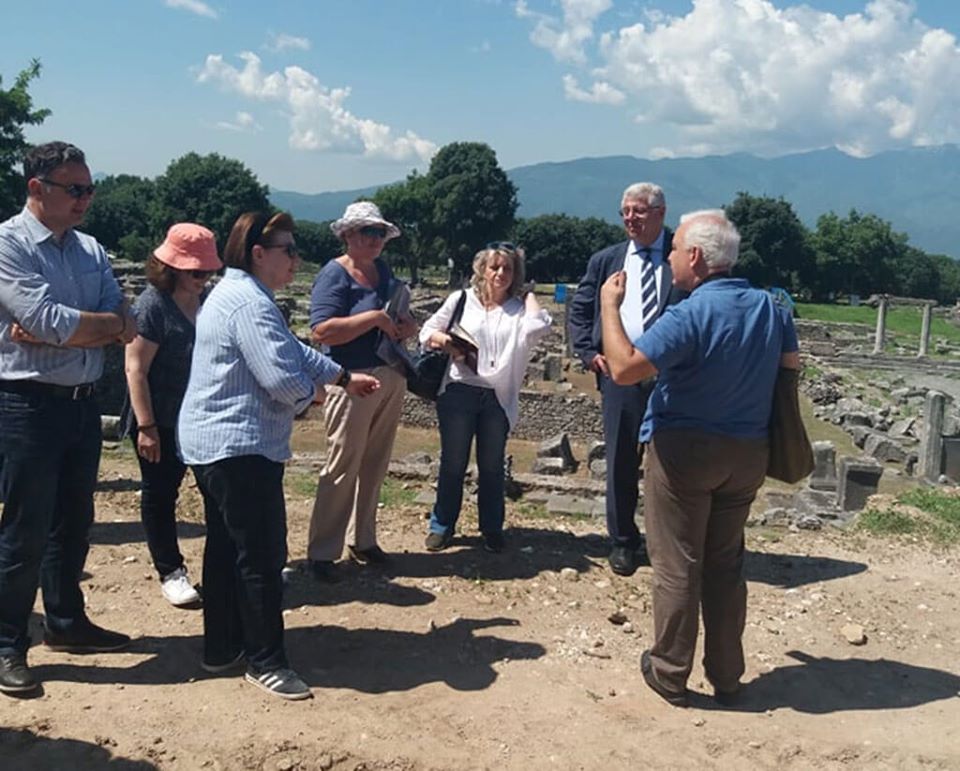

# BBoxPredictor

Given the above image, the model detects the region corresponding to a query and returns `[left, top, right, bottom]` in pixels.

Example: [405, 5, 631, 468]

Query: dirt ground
[2, 437, 960, 771]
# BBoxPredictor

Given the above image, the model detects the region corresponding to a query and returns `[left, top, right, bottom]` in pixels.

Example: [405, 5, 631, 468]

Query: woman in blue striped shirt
[178, 211, 379, 701]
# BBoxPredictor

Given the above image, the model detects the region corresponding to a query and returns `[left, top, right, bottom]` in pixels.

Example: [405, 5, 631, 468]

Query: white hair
[678, 209, 740, 270]
[621, 182, 665, 209]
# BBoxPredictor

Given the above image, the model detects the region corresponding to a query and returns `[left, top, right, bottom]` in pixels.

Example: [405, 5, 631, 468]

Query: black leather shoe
[0, 653, 39, 694]
[640, 650, 688, 707]
[44, 619, 130, 654]
[347, 544, 390, 565]
[481, 532, 505, 554]
[309, 560, 341, 583]
[608, 545, 641, 576]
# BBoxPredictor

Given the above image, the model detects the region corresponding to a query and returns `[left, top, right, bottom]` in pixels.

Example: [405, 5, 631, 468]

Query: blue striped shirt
[0, 207, 123, 385]
[178, 268, 341, 465]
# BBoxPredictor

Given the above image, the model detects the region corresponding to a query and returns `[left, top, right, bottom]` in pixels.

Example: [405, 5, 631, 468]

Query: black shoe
[201, 650, 246, 674]
[43, 619, 130, 654]
[424, 531, 453, 552]
[640, 650, 688, 707]
[0, 653, 39, 694]
[245, 667, 312, 701]
[608, 545, 642, 576]
[309, 560, 341, 584]
[481, 532, 505, 554]
[347, 544, 390, 565]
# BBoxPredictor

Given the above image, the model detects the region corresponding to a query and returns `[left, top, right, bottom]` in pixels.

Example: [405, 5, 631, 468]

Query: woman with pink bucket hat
[123, 223, 222, 607]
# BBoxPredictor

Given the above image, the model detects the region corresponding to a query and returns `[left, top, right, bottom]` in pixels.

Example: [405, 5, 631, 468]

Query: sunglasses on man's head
[40, 179, 96, 199]
[358, 225, 388, 239]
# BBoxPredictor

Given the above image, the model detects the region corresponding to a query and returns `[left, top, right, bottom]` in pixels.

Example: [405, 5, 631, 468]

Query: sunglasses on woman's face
[188, 270, 214, 279]
[358, 225, 388, 239]
[261, 242, 299, 258]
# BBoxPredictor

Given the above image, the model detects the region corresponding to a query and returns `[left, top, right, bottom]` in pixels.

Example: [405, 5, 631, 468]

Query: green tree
[373, 171, 433, 285]
[295, 219, 341, 263]
[724, 192, 814, 296]
[0, 59, 51, 219]
[810, 210, 906, 300]
[153, 152, 270, 248]
[930, 254, 960, 305]
[82, 174, 156, 253]
[424, 142, 517, 275]
[514, 214, 622, 282]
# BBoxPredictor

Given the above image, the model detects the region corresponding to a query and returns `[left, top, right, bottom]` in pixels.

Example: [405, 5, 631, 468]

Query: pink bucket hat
[153, 223, 222, 271]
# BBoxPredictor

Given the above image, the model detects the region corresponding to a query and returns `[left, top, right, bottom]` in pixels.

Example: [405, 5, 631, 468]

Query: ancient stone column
[919, 390, 947, 482]
[872, 296, 888, 355]
[918, 302, 933, 358]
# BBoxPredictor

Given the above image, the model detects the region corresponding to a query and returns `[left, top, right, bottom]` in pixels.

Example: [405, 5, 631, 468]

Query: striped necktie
[639, 248, 658, 329]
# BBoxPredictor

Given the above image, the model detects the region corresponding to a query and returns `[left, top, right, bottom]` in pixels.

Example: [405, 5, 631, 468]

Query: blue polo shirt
[635, 277, 798, 441]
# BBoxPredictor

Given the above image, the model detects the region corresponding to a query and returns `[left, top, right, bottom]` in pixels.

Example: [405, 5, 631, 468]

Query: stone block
[588, 458, 606, 480]
[809, 441, 837, 491]
[942, 437, 960, 482]
[847, 426, 873, 448]
[864, 433, 908, 463]
[545, 494, 604, 518]
[793, 487, 840, 518]
[543, 353, 564, 382]
[841, 411, 874, 428]
[532, 457, 569, 476]
[536, 432, 577, 471]
[837, 456, 884, 512]
[587, 440, 606, 463]
[759, 508, 792, 528]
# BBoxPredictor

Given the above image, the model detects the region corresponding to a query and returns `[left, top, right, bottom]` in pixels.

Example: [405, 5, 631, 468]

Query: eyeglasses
[486, 241, 518, 252]
[620, 206, 663, 218]
[39, 179, 96, 199]
[187, 270, 215, 279]
[358, 225, 388, 239]
[262, 242, 299, 258]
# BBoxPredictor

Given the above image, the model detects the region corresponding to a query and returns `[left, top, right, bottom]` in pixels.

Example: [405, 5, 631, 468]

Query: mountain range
[269, 145, 960, 258]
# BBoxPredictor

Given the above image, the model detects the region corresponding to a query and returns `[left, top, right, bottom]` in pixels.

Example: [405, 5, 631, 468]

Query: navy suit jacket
[567, 229, 686, 370]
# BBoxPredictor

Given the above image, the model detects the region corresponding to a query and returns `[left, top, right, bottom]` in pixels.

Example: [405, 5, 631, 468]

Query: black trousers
[599, 375, 654, 549]
[192, 455, 288, 673]
[133, 426, 188, 578]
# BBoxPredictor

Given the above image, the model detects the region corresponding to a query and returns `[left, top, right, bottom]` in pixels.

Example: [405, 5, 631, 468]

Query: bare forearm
[312, 310, 382, 346]
[65, 310, 129, 346]
[600, 300, 657, 384]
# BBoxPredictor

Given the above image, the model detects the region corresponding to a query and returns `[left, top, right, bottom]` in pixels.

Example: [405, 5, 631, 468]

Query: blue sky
[2, 0, 959, 194]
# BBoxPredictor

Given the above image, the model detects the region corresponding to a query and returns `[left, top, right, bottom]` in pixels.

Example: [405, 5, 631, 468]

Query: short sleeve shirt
[309, 258, 396, 370]
[635, 277, 799, 441]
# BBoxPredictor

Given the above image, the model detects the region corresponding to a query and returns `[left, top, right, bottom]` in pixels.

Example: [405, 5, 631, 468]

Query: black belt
[0, 379, 96, 401]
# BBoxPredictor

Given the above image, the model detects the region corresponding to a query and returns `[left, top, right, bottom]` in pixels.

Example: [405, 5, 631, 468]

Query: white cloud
[197, 52, 437, 162]
[265, 32, 311, 52]
[215, 111, 262, 133]
[515, 0, 613, 64]
[563, 74, 625, 104]
[165, 0, 217, 19]
[519, 0, 960, 157]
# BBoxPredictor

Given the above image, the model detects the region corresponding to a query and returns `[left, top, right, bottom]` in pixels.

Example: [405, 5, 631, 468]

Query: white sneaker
[160, 568, 201, 607]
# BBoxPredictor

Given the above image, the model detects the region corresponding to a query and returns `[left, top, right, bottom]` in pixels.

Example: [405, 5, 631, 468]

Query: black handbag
[767, 367, 815, 483]
[406, 290, 467, 401]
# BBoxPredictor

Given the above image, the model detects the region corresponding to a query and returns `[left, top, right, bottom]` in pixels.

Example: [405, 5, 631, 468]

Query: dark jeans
[192, 455, 288, 673]
[599, 375, 653, 549]
[0, 390, 102, 655]
[429, 383, 510, 537]
[133, 426, 189, 577]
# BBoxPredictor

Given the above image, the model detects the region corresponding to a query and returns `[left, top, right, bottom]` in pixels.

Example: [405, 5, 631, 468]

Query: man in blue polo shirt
[600, 210, 799, 708]
[0, 141, 137, 695]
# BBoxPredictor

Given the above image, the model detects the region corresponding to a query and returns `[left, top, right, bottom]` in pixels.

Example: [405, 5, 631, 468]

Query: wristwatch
[335, 368, 351, 387]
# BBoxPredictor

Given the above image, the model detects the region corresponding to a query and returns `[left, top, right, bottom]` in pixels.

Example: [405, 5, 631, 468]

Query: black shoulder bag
[406, 290, 467, 402]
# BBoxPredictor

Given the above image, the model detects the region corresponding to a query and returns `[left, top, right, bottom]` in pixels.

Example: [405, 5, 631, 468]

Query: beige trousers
[643, 428, 768, 694]
[307, 365, 406, 561]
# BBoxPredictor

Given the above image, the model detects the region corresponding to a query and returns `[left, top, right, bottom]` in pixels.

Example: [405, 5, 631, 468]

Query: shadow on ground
[744, 550, 868, 588]
[0, 727, 157, 769]
[697, 649, 960, 714]
[30, 618, 546, 695]
[88, 520, 205, 546]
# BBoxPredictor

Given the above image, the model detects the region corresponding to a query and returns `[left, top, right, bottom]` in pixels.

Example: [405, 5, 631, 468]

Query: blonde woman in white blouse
[419, 243, 552, 553]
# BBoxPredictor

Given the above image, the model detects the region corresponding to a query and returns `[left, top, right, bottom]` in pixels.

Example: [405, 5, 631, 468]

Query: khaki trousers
[307, 366, 406, 561]
[643, 429, 767, 693]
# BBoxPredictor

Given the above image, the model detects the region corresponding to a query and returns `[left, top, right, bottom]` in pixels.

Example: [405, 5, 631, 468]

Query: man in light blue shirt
[0, 141, 137, 695]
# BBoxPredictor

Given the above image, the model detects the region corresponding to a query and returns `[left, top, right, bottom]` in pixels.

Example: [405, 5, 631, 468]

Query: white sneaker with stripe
[244, 667, 312, 700]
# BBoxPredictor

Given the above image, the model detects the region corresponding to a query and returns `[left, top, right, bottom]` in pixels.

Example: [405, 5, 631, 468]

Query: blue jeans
[0, 390, 102, 655]
[132, 426, 188, 577]
[429, 384, 510, 538]
[192, 455, 288, 673]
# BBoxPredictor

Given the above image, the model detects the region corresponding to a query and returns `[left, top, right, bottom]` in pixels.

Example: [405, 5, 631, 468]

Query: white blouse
[419, 288, 552, 428]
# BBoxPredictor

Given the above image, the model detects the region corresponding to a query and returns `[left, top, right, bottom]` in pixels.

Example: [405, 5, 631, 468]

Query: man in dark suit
[568, 182, 685, 576]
